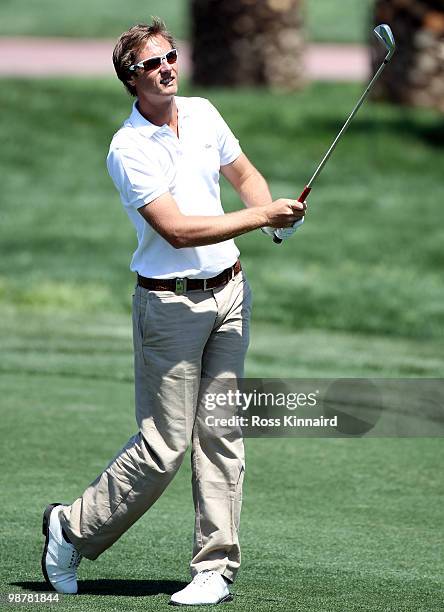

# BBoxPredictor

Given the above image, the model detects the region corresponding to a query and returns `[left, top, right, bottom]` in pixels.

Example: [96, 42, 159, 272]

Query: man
[41, 18, 305, 606]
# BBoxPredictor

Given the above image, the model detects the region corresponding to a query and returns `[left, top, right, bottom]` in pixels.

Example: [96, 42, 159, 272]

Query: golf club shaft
[273, 54, 391, 245]
[306, 58, 389, 188]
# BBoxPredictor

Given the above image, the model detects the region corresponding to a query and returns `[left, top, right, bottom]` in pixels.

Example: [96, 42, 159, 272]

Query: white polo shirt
[106, 96, 242, 279]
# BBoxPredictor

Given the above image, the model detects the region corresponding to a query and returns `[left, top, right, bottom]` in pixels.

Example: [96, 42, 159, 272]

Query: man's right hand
[263, 198, 306, 228]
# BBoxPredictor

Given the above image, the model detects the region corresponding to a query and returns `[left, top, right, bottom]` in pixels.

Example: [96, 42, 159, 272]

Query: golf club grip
[273, 186, 312, 244]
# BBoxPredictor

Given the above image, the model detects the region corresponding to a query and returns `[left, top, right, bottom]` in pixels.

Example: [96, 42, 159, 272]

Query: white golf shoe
[169, 570, 232, 606]
[41, 503, 82, 594]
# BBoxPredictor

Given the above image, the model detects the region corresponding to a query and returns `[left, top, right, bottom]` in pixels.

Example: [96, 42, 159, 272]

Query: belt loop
[175, 278, 186, 294]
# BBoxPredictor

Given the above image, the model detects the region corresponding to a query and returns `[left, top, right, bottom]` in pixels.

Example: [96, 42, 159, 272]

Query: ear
[126, 71, 138, 89]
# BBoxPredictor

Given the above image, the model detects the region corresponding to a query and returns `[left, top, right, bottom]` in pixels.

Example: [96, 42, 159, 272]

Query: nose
[160, 56, 171, 71]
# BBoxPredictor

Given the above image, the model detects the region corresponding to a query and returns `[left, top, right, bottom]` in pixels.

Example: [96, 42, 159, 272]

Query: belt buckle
[203, 278, 209, 291]
[175, 278, 186, 294]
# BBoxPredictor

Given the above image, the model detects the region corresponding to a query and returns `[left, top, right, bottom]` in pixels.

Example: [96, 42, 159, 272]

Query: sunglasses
[129, 48, 178, 72]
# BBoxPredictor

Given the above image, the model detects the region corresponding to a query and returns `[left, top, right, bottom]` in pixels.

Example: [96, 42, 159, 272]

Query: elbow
[156, 222, 187, 249]
[170, 237, 186, 249]
[166, 229, 192, 249]
[158, 220, 200, 248]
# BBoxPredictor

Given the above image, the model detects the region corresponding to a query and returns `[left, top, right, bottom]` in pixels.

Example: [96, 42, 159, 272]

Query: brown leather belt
[137, 259, 241, 294]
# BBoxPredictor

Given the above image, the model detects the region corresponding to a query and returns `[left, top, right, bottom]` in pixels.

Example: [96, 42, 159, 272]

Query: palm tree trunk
[372, 0, 444, 112]
[190, 0, 305, 89]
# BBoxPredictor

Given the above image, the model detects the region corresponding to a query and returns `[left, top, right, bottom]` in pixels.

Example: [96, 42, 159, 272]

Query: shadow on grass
[311, 115, 444, 148]
[11, 579, 187, 596]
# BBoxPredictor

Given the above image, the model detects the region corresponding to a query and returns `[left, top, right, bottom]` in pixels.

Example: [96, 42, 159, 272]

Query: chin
[162, 86, 178, 95]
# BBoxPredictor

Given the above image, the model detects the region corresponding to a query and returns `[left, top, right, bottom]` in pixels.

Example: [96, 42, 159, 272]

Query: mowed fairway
[1, 79, 443, 611]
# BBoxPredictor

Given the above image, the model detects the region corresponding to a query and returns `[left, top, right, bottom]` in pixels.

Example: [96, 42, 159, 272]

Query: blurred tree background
[0, 0, 370, 42]
[190, 0, 305, 88]
[373, 0, 444, 112]
[189, 0, 444, 112]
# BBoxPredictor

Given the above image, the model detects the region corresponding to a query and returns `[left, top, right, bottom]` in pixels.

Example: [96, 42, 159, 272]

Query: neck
[137, 95, 177, 131]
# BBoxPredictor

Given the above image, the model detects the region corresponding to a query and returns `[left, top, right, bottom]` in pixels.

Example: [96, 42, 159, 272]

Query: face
[129, 35, 178, 99]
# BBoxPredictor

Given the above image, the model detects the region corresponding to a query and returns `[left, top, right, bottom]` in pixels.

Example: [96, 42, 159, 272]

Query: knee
[139, 429, 190, 474]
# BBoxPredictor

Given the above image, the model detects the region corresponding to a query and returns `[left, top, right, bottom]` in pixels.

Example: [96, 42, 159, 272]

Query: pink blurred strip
[0, 37, 367, 80]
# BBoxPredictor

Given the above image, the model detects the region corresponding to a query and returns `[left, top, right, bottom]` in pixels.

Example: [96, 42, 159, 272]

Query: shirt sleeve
[106, 146, 170, 210]
[204, 100, 242, 166]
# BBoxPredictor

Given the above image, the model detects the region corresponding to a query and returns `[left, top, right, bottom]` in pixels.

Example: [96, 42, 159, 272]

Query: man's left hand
[273, 217, 305, 241]
[262, 215, 305, 241]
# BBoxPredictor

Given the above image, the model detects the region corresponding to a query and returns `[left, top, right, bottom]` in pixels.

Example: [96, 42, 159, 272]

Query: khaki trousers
[60, 270, 252, 582]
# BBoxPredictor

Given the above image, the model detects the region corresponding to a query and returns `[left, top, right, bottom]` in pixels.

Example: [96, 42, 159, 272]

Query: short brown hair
[112, 18, 176, 97]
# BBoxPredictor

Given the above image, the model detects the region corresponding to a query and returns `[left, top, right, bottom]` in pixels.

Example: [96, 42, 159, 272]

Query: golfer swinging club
[41, 18, 305, 606]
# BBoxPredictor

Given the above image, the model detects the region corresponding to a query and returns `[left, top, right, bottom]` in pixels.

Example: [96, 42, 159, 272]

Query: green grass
[0, 0, 188, 39]
[0, 355, 443, 611]
[1, 309, 444, 382]
[306, 0, 372, 43]
[1, 78, 444, 342]
[0, 0, 371, 43]
[1, 78, 444, 610]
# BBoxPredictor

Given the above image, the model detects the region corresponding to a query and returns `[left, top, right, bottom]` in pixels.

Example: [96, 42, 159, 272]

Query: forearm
[171, 206, 268, 248]
[139, 190, 301, 249]
[237, 169, 273, 209]
[176, 170, 273, 246]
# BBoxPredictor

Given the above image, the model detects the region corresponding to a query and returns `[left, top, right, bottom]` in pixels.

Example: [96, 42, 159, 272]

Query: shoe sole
[40, 503, 62, 592]
[169, 593, 233, 606]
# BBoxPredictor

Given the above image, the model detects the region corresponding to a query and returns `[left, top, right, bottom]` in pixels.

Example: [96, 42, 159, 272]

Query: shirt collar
[175, 96, 190, 119]
[126, 97, 189, 137]
[126, 101, 163, 138]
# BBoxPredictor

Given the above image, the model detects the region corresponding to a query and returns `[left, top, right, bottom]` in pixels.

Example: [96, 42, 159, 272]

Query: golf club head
[373, 24, 396, 60]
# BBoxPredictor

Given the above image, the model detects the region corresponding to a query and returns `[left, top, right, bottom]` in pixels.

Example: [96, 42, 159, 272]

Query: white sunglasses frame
[129, 48, 179, 72]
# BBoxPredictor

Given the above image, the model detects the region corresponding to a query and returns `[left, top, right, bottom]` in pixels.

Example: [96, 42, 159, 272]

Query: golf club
[273, 23, 396, 244]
